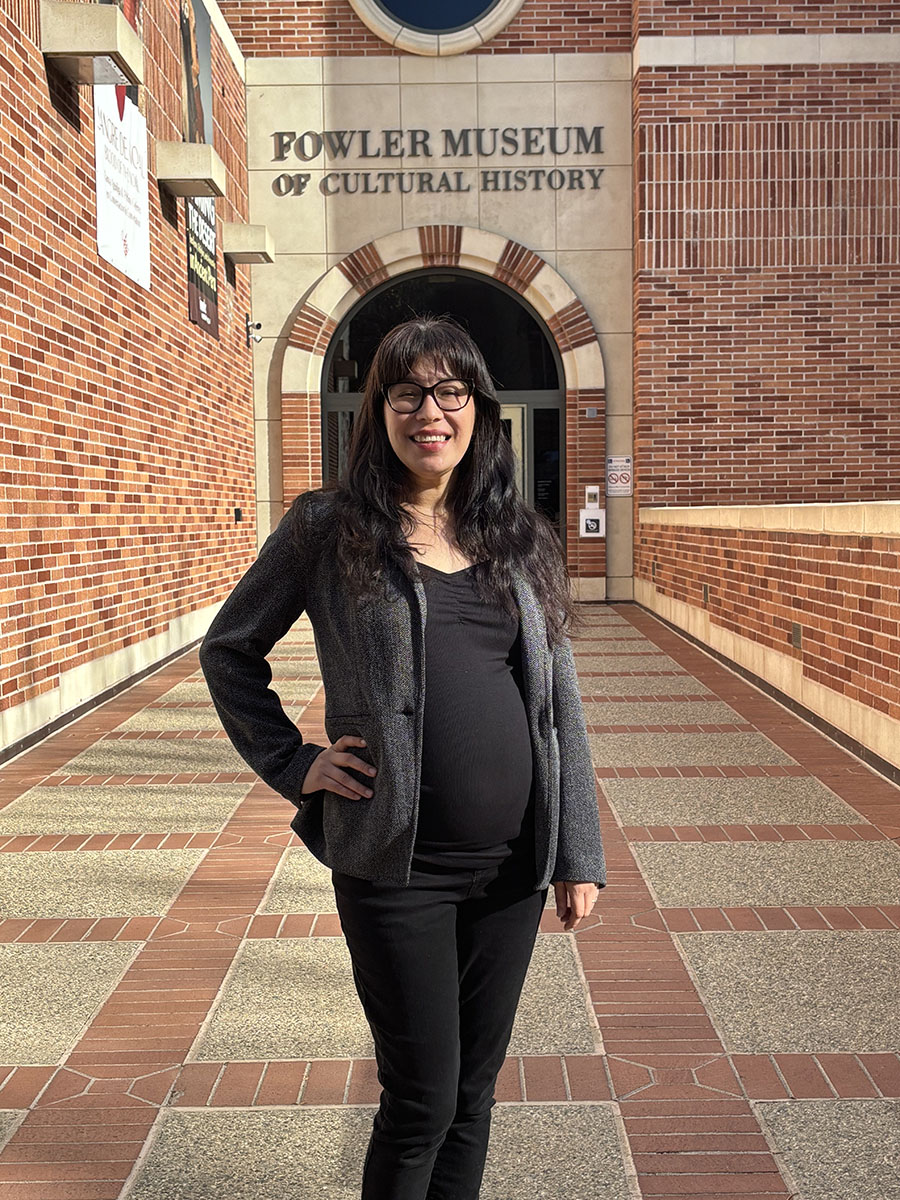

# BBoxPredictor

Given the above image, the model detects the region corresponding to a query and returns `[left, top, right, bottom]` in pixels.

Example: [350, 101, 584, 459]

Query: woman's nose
[416, 391, 444, 419]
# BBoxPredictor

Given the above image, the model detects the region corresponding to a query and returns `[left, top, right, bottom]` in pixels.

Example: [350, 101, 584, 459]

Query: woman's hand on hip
[301, 736, 377, 799]
[553, 881, 600, 932]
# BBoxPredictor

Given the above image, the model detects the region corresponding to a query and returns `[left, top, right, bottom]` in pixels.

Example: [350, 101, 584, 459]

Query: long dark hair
[296, 316, 576, 645]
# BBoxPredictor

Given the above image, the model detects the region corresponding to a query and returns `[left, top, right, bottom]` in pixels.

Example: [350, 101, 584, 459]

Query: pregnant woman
[200, 315, 606, 1199]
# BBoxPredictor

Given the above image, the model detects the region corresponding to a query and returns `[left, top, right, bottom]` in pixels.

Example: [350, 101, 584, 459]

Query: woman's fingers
[301, 736, 376, 798]
[555, 882, 600, 931]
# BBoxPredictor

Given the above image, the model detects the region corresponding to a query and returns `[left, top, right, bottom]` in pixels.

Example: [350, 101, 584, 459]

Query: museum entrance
[322, 270, 565, 537]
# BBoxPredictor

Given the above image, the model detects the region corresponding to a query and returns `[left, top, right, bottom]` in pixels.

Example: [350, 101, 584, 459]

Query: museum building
[3, 0, 899, 780]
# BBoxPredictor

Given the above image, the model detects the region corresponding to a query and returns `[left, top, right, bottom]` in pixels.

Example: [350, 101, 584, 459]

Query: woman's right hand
[301, 736, 377, 799]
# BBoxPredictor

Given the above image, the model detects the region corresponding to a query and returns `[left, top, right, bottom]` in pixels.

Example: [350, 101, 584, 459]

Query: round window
[348, 0, 525, 55]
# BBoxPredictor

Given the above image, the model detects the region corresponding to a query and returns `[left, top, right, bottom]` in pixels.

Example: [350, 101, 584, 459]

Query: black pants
[332, 856, 546, 1200]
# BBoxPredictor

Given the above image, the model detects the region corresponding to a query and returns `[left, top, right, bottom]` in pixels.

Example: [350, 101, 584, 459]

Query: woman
[200, 316, 606, 1200]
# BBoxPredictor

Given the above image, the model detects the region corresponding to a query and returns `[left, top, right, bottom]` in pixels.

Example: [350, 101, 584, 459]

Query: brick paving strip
[0, 607, 897, 1197]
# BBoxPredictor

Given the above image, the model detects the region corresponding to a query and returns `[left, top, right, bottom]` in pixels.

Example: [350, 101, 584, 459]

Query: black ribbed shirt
[413, 562, 535, 868]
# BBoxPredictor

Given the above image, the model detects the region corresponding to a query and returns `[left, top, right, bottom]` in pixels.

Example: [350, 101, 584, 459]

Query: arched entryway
[322, 269, 566, 535]
[279, 226, 607, 587]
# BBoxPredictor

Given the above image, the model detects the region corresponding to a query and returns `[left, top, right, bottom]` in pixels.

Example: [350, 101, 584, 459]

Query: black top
[413, 562, 535, 868]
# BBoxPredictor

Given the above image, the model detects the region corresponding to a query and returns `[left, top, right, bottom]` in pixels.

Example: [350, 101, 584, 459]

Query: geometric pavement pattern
[0, 605, 898, 1198]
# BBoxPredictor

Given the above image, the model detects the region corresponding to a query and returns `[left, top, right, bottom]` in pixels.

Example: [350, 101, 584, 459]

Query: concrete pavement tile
[60, 738, 250, 775]
[0, 849, 206, 918]
[113, 706, 309, 730]
[0, 1111, 19, 1149]
[577, 654, 687, 672]
[756, 1100, 900, 1200]
[264, 848, 336, 913]
[157, 680, 320, 703]
[574, 639, 660, 653]
[583, 700, 745, 725]
[128, 1104, 627, 1199]
[0, 783, 248, 834]
[677, 931, 900, 1052]
[192, 934, 596, 1061]
[632, 842, 900, 907]
[589, 731, 797, 767]
[602, 776, 862, 826]
[0, 943, 140, 1063]
[193, 938, 374, 1060]
[576, 675, 711, 697]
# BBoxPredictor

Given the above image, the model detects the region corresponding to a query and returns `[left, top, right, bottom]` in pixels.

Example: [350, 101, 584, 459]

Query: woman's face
[382, 357, 476, 493]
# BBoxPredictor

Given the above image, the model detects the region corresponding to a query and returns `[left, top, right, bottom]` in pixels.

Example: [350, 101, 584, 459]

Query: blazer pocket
[323, 715, 374, 797]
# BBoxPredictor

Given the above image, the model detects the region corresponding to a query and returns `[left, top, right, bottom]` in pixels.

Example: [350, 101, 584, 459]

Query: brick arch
[280, 226, 606, 580]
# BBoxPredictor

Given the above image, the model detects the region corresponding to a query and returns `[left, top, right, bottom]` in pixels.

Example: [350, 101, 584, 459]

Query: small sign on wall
[579, 509, 605, 538]
[607, 455, 633, 497]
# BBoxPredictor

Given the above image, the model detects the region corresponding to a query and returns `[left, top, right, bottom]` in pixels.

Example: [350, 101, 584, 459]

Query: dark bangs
[365, 316, 494, 401]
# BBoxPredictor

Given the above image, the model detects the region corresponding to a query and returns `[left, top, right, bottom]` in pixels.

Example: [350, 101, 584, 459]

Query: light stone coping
[323, 56, 399, 85]
[562, 341, 605, 390]
[59, 738, 250, 776]
[0, 942, 141, 1064]
[635, 577, 900, 771]
[399, 52, 476, 83]
[639, 500, 900, 536]
[0, 849, 206, 919]
[633, 33, 900, 71]
[555, 52, 633, 81]
[756, 1101, 900, 1200]
[128, 1105, 631, 1200]
[0, 783, 249, 835]
[676, 930, 900, 1052]
[602, 775, 863, 827]
[39, 0, 145, 85]
[199, 0, 245, 77]
[0, 601, 219, 753]
[475, 52, 555, 82]
[589, 731, 798, 768]
[245, 57, 322, 86]
[193, 934, 597, 1062]
[634, 841, 900, 908]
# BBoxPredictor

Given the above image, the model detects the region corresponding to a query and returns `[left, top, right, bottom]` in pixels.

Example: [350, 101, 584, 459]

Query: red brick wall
[635, 2, 900, 38]
[634, 50, 900, 731]
[639, 524, 900, 722]
[1, 0, 256, 729]
[216, 0, 632, 58]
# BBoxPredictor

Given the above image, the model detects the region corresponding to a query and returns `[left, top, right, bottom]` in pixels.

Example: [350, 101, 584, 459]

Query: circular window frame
[347, 0, 526, 56]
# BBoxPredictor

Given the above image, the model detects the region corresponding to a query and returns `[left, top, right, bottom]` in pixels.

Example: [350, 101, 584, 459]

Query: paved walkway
[0, 604, 898, 1199]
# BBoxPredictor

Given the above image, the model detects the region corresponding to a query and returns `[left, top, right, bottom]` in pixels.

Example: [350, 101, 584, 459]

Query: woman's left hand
[553, 881, 600, 932]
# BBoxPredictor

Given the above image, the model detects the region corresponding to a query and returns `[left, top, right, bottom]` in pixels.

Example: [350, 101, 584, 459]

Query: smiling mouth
[410, 434, 451, 443]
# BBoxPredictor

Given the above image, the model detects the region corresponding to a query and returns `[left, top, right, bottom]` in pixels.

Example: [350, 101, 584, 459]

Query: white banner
[94, 85, 150, 289]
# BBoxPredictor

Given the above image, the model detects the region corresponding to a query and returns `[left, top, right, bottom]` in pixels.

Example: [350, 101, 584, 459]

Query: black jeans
[332, 856, 546, 1200]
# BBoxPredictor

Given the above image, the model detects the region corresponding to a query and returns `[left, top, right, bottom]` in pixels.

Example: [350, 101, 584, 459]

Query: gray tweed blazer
[199, 492, 606, 890]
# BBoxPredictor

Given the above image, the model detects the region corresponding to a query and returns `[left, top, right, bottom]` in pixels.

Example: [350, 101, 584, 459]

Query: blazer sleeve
[198, 505, 327, 806]
[550, 634, 607, 887]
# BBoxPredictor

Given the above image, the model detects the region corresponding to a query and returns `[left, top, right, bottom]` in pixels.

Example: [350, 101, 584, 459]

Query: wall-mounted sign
[270, 125, 605, 198]
[93, 84, 150, 289]
[607, 455, 633, 497]
[186, 195, 218, 338]
[579, 509, 606, 538]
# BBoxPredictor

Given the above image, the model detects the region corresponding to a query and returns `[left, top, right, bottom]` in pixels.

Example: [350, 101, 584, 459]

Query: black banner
[186, 195, 218, 339]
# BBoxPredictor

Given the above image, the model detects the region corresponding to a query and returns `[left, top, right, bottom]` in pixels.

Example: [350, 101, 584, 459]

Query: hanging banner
[179, 0, 213, 145]
[93, 84, 150, 290]
[186, 195, 219, 338]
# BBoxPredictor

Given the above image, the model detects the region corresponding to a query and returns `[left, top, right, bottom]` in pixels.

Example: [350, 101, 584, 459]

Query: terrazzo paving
[574, 639, 658, 653]
[114, 707, 308, 731]
[576, 654, 687, 673]
[582, 699, 746, 724]
[157, 679, 321, 703]
[589, 730, 798, 767]
[579, 674, 712, 696]
[601, 775, 862, 825]
[0, 942, 140, 1063]
[264, 846, 337, 913]
[0, 1112, 18, 1151]
[632, 841, 900, 907]
[128, 1104, 630, 1200]
[192, 934, 598, 1061]
[60, 738, 250, 775]
[676, 931, 900, 1052]
[756, 1101, 900, 1200]
[0, 783, 249, 833]
[0, 849, 206, 918]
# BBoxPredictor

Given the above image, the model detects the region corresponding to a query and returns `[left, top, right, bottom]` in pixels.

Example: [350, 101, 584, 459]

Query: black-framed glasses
[385, 378, 473, 413]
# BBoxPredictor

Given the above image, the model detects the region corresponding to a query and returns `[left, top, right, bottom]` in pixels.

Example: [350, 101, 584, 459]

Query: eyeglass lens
[387, 380, 471, 412]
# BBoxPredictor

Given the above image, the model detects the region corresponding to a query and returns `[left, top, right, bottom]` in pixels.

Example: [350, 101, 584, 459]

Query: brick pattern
[638, 119, 900, 270]
[337, 241, 389, 293]
[635, 1, 900, 37]
[418, 223, 462, 267]
[215, 0, 631, 58]
[636, 524, 900, 723]
[546, 299, 597, 351]
[2, 0, 255, 731]
[493, 239, 544, 292]
[282, 392, 324, 497]
[287, 304, 336, 353]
